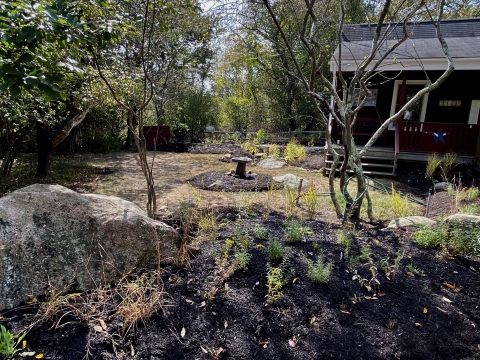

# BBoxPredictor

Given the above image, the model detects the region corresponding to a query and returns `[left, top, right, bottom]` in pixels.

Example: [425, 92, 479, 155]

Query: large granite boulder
[273, 174, 308, 189]
[387, 216, 437, 228]
[0, 184, 181, 310]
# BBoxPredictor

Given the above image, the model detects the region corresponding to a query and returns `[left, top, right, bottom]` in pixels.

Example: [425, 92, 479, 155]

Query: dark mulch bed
[189, 170, 276, 192]
[3, 207, 479, 360]
[188, 142, 245, 156]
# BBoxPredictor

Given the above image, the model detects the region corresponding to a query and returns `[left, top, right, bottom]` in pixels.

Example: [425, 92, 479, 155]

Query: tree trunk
[36, 122, 52, 178]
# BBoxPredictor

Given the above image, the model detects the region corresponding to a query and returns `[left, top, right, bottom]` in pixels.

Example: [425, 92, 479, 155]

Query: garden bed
[2, 207, 480, 360]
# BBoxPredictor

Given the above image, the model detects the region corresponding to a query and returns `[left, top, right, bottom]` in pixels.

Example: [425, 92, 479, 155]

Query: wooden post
[395, 71, 408, 155]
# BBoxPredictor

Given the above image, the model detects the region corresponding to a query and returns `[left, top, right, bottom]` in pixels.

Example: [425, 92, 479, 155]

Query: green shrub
[267, 238, 285, 260]
[253, 224, 268, 240]
[412, 224, 447, 248]
[336, 230, 351, 257]
[266, 265, 283, 303]
[0, 325, 25, 359]
[391, 185, 409, 217]
[234, 249, 251, 270]
[80, 134, 125, 153]
[304, 253, 333, 283]
[171, 122, 189, 143]
[284, 138, 306, 164]
[285, 219, 313, 243]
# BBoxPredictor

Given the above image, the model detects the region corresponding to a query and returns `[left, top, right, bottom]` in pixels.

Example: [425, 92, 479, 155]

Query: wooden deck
[324, 144, 476, 177]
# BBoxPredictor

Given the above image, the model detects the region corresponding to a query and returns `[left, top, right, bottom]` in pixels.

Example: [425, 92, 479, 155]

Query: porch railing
[398, 121, 479, 155]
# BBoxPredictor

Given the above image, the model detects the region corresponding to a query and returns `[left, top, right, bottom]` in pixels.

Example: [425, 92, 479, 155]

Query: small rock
[220, 153, 232, 162]
[207, 180, 224, 188]
[254, 153, 264, 158]
[434, 182, 451, 191]
[387, 216, 437, 228]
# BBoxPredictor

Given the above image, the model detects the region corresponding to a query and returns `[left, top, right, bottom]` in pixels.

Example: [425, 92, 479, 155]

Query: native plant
[425, 153, 442, 179]
[266, 265, 283, 303]
[391, 185, 409, 217]
[412, 224, 448, 248]
[253, 224, 268, 240]
[285, 219, 313, 243]
[303, 252, 332, 283]
[0, 325, 25, 359]
[268, 144, 281, 158]
[267, 238, 285, 260]
[336, 230, 351, 258]
[284, 138, 306, 164]
[284, 186, 296, 217]
[303, 185, 317, 220]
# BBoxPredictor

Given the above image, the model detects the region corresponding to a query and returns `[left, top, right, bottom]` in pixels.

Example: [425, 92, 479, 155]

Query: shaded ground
[2, 207, 480, 360]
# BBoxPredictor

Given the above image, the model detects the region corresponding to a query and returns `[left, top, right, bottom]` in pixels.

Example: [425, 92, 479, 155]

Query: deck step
[325, 160, 393, 168]
[326, 168, 395, 177]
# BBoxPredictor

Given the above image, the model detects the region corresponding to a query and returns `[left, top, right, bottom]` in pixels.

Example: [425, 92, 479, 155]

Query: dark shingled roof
[334, 18, 480, 61]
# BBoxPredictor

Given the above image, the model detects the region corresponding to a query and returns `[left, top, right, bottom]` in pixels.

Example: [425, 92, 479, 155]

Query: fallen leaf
[340, 310, 350, 314]
[185, 299, 193, 304]
[264, 344, 268, 348]
[99, 319, 107, 330]
[288, 339, 296, 347]
[442, 296, 452, 303]
[224, 320, 228, 329]
[310, 316, 316, 325]
[443, 283, 455, 290]
[93, 325, 103, 333]
[470, 266, 476, 271]
[34, 354, 44, 359]
[199, 301, 206, 308]
[130, 344, 135, 356]
[256, 244, 265, 248]
[293, 278, 299, 284]
[200, 345, 208, 353]
[0, 315, 2, 319]
[378, 292, 386, 297]
[19, 352, 35, 357]
[215, 347, 225, 355]
[415, 322, 422, 328]
[25, 298, 37, 305]
[22, 340, 27, 349]
[180, 327, 186, 338]
[436, 306, 447, 313]
[187, 278, 193, 284]
[472, 323, 476, 328]
[406, 271, 415, 277]
[453, 271, 458, 274]
[423, 307, 428, 314]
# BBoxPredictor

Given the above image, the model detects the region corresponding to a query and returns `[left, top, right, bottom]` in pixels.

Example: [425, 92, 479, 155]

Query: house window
[439, 100, 462, 107]
[388, 80, 430, 130]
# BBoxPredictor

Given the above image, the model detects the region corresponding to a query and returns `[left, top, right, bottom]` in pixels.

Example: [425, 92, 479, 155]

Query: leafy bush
[267, 238, 285, 260]
[253, 224, 268, 240]
[304, 252, 332, 283]
[80, 134, 125, 153]
[284, 138, 306, 164]
[336, 230, 351, 258]
[391, 185, 409, 217]
[0, 325, 25, 359]
[412, 224, 448, 248]
[234, 249, 251, 270]
[285, 219, 312, 243]
[171, 122, 189, 143]
[266, 265, 283, 303]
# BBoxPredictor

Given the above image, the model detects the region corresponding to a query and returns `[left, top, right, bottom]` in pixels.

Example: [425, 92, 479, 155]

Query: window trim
[388, 80, 431, 130]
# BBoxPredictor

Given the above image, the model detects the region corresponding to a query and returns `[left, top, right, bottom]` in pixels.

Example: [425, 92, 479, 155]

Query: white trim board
[388, 80, 430, 130]
[330, 58, 480, 72]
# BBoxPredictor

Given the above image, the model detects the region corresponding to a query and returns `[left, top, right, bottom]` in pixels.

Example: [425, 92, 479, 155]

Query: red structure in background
[143, 126, 170, 150]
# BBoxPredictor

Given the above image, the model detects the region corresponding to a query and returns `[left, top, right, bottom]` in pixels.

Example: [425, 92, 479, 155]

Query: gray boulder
[257, 158, 286, 169]
[445, 214, 480, 224]
[387, 216, 437, 228]
[273, 174, 308, 189]
[0, 184, 181, 310]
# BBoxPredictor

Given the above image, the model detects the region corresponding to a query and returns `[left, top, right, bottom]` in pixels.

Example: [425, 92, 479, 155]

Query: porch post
[395, 71, 408, 155]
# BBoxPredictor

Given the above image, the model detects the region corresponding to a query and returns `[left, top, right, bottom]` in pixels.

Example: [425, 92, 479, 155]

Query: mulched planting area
[189, 171, 277, 192]
[2, 207, 480, 360]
